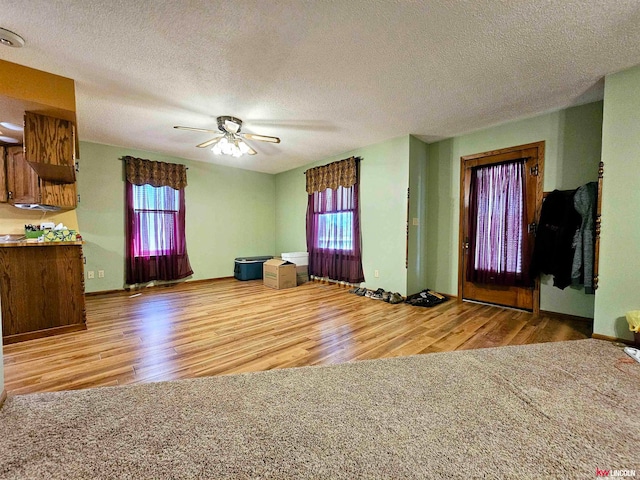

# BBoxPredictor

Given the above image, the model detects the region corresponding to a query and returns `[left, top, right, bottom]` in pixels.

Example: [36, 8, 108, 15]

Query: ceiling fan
[174, 116, 280, 157]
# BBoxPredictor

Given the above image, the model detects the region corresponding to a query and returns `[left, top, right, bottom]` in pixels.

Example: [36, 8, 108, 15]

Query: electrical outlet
[98, 270, 104, 278]
[412, 217, 419, 226]
[87, 270, 95, 279]
[374, 269, 379, 278]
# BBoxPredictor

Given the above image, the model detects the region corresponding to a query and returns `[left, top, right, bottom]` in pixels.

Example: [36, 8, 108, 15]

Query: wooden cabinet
[3, 112, 77, 209]
[24, 111, 75, 167]
[0, 243, 86, 344]
[6, 146, 40, 204]
[38, 171, 77, 208]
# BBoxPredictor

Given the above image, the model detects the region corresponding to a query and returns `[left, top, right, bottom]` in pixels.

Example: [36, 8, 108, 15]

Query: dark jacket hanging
[530, 189, 581, 289]
[571, 182, 598, 293]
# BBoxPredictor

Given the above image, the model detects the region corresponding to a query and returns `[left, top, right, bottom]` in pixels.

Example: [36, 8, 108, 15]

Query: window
[466, 158, 528, 285]
[305, 157, 364, 284]
[124, 156, 193, 285]
[132, 184, 180, 257]
[312, 187, 355, 252]
[316, 211, 354, 251]
[471, 162, 524, 276]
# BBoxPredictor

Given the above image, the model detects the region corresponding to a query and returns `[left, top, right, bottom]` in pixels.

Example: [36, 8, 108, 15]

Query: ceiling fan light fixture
[231, 137, 243, 158]
[212, 134, 244, 157]
[211, 138, 222, 155]
[0, 121, 23, 131]
[179, 115, 279, 157]
[238, 139, 251, 154]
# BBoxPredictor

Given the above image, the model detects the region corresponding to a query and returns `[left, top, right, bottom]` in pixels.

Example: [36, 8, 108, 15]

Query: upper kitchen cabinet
[5, 146, 39, 205]
[23, 112, 77, 208]
[0, 60, 79, 210]
[2, 113, 78, 210]
[24, 111, 75, 167]
[0, 58, 79, 161]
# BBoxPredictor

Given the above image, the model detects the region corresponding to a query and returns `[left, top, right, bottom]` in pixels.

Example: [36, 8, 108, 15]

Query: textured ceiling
[1, 1, 639, 174]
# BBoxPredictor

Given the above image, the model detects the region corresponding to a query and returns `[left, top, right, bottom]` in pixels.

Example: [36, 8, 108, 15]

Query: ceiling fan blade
[241, 139, 257, 155]
[174, 125, 219, 134]
[196, 136, 222, 148]
[242, 133, 280, 144]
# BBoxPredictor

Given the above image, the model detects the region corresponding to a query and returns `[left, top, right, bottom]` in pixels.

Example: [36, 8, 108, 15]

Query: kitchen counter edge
[0, 241, 84, 248]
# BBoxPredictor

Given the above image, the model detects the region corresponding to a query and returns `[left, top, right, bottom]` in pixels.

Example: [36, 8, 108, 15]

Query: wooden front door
[458, 142, 544, 312]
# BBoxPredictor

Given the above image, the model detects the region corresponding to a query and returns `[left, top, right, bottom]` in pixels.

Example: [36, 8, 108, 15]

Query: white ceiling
[1, 1, 639, 174]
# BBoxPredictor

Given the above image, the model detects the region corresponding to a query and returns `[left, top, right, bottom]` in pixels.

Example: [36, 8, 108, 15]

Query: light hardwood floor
[2, 279, 592, 396]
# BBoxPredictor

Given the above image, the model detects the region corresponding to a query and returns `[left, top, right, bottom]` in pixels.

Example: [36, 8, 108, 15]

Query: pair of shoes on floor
[624, 346, 640, 363]
[388, 292, 404, 304]
[366, 288, 385, 300]
[354, 286, 402, 304]
[405, 289, 447, 307]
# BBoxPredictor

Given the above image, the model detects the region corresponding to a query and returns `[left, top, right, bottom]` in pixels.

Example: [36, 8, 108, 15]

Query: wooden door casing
[458, 142, 544, 313]
[0, 146, 7, 203]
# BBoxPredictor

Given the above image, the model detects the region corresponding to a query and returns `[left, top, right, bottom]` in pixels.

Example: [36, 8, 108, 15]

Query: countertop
[0, 240, 83, 248]
[0, 234, 83, 247]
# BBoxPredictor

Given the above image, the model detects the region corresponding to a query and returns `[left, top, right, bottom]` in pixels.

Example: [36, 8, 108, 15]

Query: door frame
[457, 141, 545, 314]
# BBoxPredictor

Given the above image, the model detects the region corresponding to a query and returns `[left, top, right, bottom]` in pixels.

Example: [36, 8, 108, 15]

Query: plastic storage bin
[234, 256, 273, 281]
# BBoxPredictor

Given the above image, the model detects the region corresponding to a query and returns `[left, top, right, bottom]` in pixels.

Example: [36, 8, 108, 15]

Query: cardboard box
[295, 265, 309, 285]
[263, 259, 297, 289]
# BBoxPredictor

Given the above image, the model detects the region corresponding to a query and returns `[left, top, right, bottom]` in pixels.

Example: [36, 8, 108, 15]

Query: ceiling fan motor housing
[217, 116, 243, 133]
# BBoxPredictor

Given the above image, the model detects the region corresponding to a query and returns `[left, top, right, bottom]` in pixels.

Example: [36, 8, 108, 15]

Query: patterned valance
[305, 157, 358, 194]
[124, 156, 188, 190]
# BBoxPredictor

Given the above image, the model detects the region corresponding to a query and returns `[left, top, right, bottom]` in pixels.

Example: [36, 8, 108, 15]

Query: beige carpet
[0, 339, 638, 479]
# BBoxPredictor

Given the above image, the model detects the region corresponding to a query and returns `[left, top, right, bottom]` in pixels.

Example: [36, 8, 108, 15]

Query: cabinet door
[0, 146, 7, 203]
[40, 180, 77, 208]
[23, 112, 77, 208]
[24, 112, 74, 166]
[6, 146, 40, 204]
[0, 245, 86, 341]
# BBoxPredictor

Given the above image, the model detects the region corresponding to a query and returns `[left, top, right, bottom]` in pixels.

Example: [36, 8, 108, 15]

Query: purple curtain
[466, 159, 531, 286]
[126, 181, 193, 285]
[306, 164, 364, 284]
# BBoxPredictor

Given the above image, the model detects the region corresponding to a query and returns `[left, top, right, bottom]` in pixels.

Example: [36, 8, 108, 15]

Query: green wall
[594, 66, 640, 340]
[4, 73, 639, 397]
[77, 142, 276, 293]
[275, 136, 411, 294]
[407, 136, 429, 295]
[427, 101, 604, 317]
